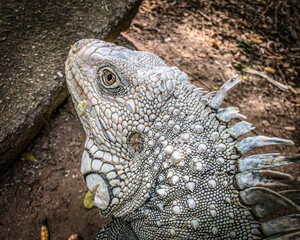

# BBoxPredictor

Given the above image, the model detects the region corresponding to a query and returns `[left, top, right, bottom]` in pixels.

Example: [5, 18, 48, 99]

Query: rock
[240, 55, 248, 62]
[0, 0, 142, 175]
[261, 120, 270, 127]
[174, 57, 183, 63]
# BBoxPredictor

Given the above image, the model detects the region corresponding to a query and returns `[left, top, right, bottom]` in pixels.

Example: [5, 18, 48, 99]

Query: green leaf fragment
[84, 190, 95, 209]
[21, 152, 35, 162]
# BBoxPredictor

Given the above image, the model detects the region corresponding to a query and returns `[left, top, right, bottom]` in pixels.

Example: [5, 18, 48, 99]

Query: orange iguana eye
[102, 69, 116, 85]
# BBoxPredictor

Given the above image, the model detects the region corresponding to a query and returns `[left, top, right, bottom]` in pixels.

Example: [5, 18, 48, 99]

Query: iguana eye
[96, 63, 128, 95]
[102, 69, 116, 86]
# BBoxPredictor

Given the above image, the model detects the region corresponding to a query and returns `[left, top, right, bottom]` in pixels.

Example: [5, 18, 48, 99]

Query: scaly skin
[65, 39, 300, 240]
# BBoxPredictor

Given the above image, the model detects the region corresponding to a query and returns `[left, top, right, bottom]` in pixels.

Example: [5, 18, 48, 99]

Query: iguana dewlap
[65, 39, 300, 240]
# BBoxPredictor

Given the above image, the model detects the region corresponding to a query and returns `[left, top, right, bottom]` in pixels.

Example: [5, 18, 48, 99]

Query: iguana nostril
[72, 40, 82, 53]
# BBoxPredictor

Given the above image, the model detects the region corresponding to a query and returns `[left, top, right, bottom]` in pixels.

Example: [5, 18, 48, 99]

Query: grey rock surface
[0, 0, 142, 174]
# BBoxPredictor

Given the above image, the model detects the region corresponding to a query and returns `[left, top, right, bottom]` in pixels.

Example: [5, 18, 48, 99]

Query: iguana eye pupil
[103, 70, 116, 85]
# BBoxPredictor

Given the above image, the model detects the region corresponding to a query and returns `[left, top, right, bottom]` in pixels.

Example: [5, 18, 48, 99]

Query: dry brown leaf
[262, 24, 270, 29]
[287, 68, 297, 74]
[234, 51, 240, 59]
[264, 67, 276, 74]
[213, 40, 221, 49]
[249, 37, 262, 44]
[197, 53, 207, 58]
[139, 8, 146, 14]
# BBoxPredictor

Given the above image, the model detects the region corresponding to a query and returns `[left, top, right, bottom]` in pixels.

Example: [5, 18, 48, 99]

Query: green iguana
[65, 39, 300, 239]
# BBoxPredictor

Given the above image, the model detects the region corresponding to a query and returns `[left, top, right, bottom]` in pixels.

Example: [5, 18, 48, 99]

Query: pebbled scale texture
[65, 39, 300, 240]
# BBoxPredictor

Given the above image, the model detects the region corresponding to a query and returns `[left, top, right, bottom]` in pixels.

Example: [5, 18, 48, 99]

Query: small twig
[288, 85, 298, 95]
[276, 63, 288, 86]
[198, 10, 211, 21]
[276, 62, 298, 95]
[291, 48, 300, 51]
[185, 71, 211, 90]
[275, 64, 296, 94]
[244, 67, 290, 91]
[287, 54, 300, 59]
[103, 0, 109, 11]
[218, 72, 226, 83]
[261, 1, 274, 18]
[274, 1, 282, 32]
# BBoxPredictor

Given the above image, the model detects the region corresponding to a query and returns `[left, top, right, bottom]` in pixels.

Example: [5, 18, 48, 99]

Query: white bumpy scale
[65, 39, 300, 240]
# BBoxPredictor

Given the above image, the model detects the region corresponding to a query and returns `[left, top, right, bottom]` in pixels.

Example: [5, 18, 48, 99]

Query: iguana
[65, 39, 300, 240]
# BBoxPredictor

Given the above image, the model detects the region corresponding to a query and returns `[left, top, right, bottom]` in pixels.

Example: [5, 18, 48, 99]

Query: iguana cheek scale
[65, 39, 300, 240]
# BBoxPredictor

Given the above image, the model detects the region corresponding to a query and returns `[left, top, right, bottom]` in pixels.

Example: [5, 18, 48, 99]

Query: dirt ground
[0, 1, 299, 239]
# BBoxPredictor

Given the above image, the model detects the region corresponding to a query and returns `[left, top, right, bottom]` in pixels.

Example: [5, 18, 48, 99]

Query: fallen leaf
[249, 37, 262, 44]
[149, 13, 155, 20]
[197, 53, 207, 58]
[284, 126, 295, 131]
[68, 234, 79, 240]
[264, 67, 275, 74]
[213, 40, 221, 49]
[21, 152, 35, 162]
[262, 24, 270, 29]
[234, 51, 240, 59]
[287, 68, 297, 75]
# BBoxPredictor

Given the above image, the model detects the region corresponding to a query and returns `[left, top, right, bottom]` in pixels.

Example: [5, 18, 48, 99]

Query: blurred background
[0, 0, 299, 239]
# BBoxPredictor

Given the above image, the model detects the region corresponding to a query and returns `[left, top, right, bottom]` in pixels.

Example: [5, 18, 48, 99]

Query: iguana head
[65, 39, 188, 217]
